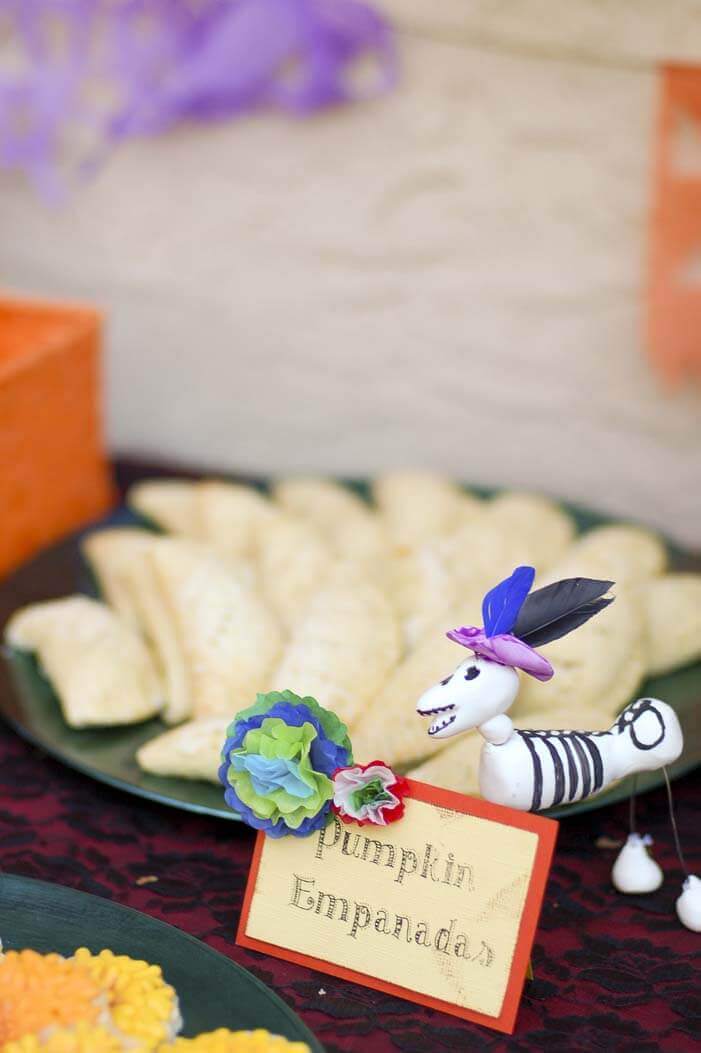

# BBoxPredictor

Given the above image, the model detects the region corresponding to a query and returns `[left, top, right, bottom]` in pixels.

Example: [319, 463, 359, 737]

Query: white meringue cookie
[611, 833, 664, 894]
[676, 875, 701, 932]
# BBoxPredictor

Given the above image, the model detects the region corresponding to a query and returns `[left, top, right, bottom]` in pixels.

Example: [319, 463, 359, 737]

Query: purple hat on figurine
[447, 566, 614, 682]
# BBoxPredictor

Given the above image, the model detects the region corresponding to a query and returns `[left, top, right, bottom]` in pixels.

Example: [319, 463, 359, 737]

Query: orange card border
[237, 779, 558, 1035]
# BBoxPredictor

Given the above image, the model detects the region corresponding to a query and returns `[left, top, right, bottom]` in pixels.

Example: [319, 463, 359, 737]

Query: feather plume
[513, 577, 614, 648]
[482, 565, 535, 637]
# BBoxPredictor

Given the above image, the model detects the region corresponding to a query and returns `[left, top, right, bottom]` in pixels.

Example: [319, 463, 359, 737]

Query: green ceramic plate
[0, 491, 699, 822]
[0, 873, 322, 1048]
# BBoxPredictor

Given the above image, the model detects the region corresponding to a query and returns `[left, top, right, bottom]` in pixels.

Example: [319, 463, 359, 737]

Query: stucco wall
[1, 2, 699, 544]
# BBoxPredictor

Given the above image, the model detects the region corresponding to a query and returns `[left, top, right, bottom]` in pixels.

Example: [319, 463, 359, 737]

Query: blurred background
[1, 0, 700, 546]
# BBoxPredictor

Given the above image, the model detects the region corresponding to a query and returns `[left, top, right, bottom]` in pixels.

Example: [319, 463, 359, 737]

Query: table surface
[1, 462, 699, 1053]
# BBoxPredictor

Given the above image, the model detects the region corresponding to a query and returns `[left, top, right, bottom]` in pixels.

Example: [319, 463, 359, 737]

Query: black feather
[513, 577, 614, 648]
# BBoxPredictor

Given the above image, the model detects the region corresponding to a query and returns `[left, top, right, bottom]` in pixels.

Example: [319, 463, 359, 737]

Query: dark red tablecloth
[2, 681, 700, 1053]
[1, 462, 700, 1053]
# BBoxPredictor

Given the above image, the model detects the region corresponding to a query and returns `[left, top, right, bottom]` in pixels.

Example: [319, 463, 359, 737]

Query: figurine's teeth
[428, 713, 456, 735]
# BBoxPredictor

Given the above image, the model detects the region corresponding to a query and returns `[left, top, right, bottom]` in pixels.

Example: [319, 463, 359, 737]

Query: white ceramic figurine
[416, 565, 697, 931]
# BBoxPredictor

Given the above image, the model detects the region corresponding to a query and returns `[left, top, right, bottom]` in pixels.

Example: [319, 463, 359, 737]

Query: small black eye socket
[464, 666, 480, 681]
[440, 674, 453, 686]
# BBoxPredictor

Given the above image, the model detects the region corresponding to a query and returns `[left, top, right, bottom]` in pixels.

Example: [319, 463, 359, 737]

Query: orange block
[0, 295, 116, 578]
[648, 66, 701, 386]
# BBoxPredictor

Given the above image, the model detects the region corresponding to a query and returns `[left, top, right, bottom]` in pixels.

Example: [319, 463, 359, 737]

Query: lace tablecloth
[1, 461, 699, 1052]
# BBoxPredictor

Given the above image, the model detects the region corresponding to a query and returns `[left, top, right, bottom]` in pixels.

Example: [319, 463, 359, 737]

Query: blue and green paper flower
[218, 690, 353, 837]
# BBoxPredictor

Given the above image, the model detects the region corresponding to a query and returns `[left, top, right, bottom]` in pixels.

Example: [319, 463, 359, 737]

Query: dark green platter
[0, 492, 699, 822]
[0, 873, 322, 1048]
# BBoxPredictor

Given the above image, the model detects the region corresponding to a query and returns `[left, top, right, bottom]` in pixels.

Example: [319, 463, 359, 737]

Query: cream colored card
[238, 781, 557, 1034]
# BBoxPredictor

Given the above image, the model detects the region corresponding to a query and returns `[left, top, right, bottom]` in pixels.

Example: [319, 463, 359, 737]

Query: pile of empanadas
[5, 471, 700, 800]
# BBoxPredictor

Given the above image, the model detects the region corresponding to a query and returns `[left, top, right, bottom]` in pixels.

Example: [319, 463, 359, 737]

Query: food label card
[238, 780, 557, 1034]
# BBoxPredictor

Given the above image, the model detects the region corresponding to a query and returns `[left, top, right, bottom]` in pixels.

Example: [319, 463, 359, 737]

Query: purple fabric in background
[0, 0, 396, 200]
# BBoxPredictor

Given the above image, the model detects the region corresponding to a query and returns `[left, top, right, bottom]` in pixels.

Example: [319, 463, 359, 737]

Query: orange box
[0, 295, 116, 578]
[648, 66, 701, 385]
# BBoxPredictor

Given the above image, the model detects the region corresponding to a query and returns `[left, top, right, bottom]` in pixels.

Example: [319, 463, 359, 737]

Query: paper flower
[331, 760, 408, 826]
[446, 626, 554, 682]
[219, 691, 352, 837]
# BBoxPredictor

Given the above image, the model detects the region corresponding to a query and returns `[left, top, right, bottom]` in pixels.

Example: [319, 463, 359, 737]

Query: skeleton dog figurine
[416, 566, 700, 930]
[416, 566, 684, 812]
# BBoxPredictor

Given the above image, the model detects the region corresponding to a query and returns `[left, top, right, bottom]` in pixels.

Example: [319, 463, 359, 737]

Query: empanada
[81, 527, 156, 625]
[511, 586, 645, 719]
[274, 478, 393, 580]
[373, 470, 481, 548]
[152, 540, 281, 717]
[269, 581, 401, 727]
[482, 492, 575, 572]
[137, 717, 229, 782]
[408, 730, 484, 794]
[5, 595, 162, 727]
[350, 603, 480, 767]
[273, 478, 372, 542]
[546, 524, 667, 585]
[386, 545, 465, 650]
[83, 529, 192, 724]
[639, 573, 701, 675]
[127, 479, 199, 536]
[436, 502, 570, 604]
[197, 480, 277, 561]
[257, 514, 334, 630]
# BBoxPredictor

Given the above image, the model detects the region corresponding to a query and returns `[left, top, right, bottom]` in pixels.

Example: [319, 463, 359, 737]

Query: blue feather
[482, 565, 535, 637]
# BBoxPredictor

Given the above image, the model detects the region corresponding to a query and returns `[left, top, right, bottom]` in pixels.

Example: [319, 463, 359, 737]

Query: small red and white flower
[331, 760, 408, 826]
